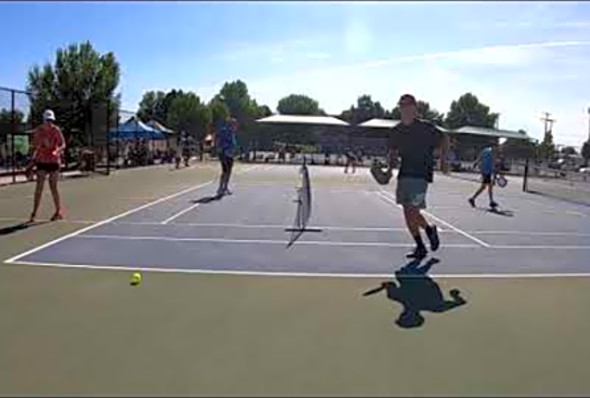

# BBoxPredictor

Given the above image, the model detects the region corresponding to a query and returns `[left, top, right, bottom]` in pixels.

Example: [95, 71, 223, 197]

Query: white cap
[43, 109, 56, 121]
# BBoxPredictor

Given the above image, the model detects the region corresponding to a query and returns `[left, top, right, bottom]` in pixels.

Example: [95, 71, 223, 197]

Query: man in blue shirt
[469, 145, 499, 209]
[216, 117, 238, 197]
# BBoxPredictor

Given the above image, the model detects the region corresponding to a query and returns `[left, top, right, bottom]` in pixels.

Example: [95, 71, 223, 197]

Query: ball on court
[130, 272, 142, 286]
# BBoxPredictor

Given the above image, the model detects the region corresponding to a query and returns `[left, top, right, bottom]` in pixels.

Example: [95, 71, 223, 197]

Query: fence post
[523, 157, 529, 192]
[10, 90, 16, 184]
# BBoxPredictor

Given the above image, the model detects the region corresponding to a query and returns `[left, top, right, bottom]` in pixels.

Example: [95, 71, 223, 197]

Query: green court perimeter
[2, 162, 590, 396]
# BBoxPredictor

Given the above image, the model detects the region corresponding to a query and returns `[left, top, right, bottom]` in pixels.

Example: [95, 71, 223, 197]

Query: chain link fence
[0, 86, 121, 184]
[0, 87, 34, 184]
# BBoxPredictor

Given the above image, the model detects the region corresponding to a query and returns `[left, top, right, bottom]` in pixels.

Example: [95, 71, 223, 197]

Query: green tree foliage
[166, 92, 211, 141]
[277, 94, 323, 116]
[444, 93, 498, 129]
[537, 129, 556, 160]
[208, 97, 230, 127]
[560, 146, 577, 156]
[582, 141, 590, 166]
[340, 95, 385, 124]
[137, 91, 168, 123]
[26, 41, 120, 146]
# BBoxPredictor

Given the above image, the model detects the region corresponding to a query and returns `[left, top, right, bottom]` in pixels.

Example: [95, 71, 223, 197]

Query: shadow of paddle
[0, 221, 49, 236]
[363, 258, 467, 329]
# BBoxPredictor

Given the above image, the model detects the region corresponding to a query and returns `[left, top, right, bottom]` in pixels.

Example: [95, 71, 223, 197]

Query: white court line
[376, 190, 492, 248]
[112, 220, 445, 233]
[160, 203, 201, 225]
[492, 245, 590, 250]
[7, 259, 590, 279]
[3, 181, 214, 264]
[75, 234, 481, 248]
[470, 230, 590, 237]
[4, 165, 263, 264]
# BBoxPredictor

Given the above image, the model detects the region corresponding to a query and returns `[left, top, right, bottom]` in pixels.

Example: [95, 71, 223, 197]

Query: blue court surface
[6, 165, 590, 277]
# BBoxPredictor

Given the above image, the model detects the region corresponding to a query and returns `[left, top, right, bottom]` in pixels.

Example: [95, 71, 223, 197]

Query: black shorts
[36, 163, 60, 173]
[482, 174, 492, 184]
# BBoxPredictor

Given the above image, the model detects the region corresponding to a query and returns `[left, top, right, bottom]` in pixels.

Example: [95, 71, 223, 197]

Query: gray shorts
[396, 177, 429, 209]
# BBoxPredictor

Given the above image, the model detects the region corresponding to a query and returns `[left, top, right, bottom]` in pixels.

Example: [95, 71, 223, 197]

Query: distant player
[28, 109, 66, 223]
[216, 117, 238, 197]
[387, 94, 450, 259]
[344, 148, 357, 174]
[468, 145, 499, 209]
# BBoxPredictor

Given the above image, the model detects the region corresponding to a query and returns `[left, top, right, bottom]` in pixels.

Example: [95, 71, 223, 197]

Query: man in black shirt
[388, 94, 450, 259]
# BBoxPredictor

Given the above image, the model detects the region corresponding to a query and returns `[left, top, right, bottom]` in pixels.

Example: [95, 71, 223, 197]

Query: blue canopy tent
[109, 115, 166, 141]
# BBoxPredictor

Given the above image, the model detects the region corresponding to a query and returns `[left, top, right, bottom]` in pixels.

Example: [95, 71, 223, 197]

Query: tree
[137, 91, 167, 123]
[390, 100, 444, 125]
[561, 146, 577, 156]
[537, 129, 556, 160]
[581, 141, 590, 166]
[339, 95, 386, 124]
[277, 94, 323, 116]
[208, 97, 230, 127]
[27, 41, 120, 146]
[166, 92, 211, 141]
[444, 93, 499, 129]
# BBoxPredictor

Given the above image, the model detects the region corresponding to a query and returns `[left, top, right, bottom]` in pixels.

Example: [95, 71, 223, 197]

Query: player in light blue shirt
[469, 145, 499, 209]
[216, 118, 238, 197]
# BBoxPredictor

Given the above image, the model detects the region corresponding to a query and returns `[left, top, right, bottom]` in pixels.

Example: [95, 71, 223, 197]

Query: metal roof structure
[256, 114, 349, 126]
[357, 118, 529, 140]
[146, 120, 175, 135]
[357, 119, 400, 129]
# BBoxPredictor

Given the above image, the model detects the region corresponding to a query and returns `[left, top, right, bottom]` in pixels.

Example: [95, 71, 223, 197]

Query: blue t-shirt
[481, 147, 493, 174]
[217, 123, 237, 157]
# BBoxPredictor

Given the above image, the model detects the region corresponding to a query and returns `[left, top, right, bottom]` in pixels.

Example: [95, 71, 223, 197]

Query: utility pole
[540, 112, 556, 160]
[540, 112, 555, 139]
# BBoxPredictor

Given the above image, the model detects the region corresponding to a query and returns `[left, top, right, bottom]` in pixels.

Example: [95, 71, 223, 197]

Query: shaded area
[364, 258, 467, 328]
[0, 221, 49, 236]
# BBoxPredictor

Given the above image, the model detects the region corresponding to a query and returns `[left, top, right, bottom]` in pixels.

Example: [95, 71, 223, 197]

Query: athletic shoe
[425, 225, 440, 251]
[406, 245, 427, 259]
[50, 211, 64, 221]
[490, 201, 499, 209]
[468, 198, 476, 208]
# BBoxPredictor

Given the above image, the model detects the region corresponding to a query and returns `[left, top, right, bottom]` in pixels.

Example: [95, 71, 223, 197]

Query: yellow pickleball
[130, 272, 142, 286]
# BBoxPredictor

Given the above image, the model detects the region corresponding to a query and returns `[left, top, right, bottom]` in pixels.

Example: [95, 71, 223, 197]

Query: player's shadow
[488, 208, 514, 217]
[363, 258, 467, 329]
[0, 221, 49, 236]
[191, 194, 224, 204]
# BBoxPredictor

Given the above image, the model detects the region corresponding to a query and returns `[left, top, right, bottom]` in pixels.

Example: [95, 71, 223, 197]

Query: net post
[523, 157, 529, 192]
[10, 89, 16, 184]
[106, 102, 111, 176]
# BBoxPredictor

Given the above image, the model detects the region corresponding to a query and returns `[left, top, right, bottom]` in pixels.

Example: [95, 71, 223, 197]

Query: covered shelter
[255, 114, 351, 163]
[146, 119, 176, 151]
[357, 118, 531, 161]
[109, 115, 165, 141]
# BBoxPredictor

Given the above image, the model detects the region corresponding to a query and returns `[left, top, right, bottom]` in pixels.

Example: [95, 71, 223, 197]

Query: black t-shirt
[388, 119, 443, 183]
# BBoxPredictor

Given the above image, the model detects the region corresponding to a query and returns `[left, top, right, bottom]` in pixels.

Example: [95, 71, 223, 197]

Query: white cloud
[196, 40, 590, 147]
[306, 52, 331, 60]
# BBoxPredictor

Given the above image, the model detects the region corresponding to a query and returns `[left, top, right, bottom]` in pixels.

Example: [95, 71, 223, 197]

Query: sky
[1, 1, 590, 147]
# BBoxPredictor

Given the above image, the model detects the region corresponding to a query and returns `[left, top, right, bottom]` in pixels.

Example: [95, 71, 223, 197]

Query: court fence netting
[0, 86, 191, 185]
[522, 158, 590, 207]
